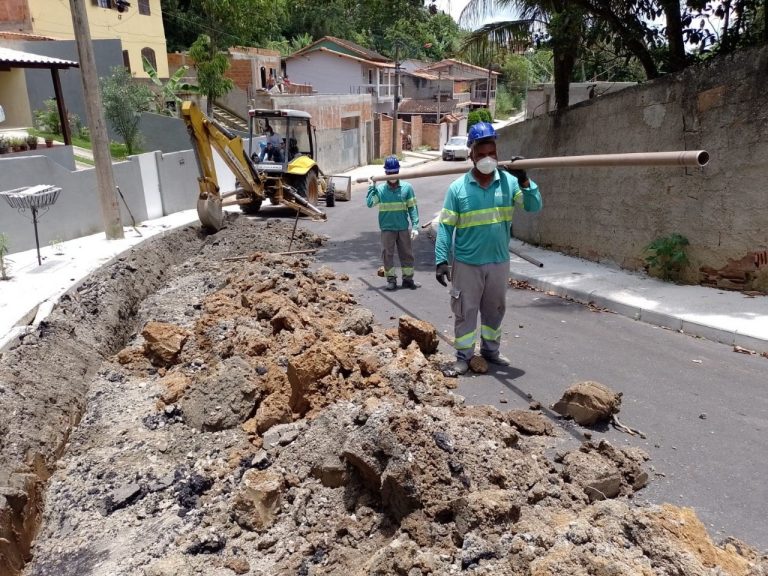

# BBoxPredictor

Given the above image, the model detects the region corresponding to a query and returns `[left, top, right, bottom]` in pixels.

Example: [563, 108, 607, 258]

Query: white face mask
[475, 156, 497, 175]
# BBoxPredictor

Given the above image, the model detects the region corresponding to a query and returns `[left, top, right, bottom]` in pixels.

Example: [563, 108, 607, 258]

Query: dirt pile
[2, 217, 766, 575]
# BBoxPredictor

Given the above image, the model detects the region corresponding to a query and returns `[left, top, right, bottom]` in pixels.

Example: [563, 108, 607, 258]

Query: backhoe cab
[181, 100, 332, 231]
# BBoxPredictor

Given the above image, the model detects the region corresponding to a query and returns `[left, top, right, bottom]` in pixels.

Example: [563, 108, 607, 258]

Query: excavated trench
[0, 215, 766, 576]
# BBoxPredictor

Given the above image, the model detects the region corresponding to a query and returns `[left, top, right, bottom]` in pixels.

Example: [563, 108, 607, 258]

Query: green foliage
[33, 98, 82, 137]
[100, 66, 153, 156]
[0, 233, 11, 280]
[494, 85, 515, 116]
[644, 233, 690, 282]
[189, 34, 234, 115]
[143, 57, 199, 116]
[467, 108, 493, 128]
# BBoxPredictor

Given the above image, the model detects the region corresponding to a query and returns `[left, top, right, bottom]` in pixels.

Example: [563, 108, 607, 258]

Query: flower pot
[45, 139, 53, 148]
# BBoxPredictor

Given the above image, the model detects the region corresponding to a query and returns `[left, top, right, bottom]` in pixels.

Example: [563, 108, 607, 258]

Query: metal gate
[340, 116, 360, 171]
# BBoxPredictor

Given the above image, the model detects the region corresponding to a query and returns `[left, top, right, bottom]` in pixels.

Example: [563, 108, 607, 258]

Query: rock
[180, 356, 260, 431]
[468, 355, 488, 374]
[231, 469, 284, 531]
[103, 483, 143, 515]
[552, 381, 621, 425]
[287, 348, 337, 415]
[224, 557, 251, 574]
[337, 307, 375, 335]
[506, 410, 554, 436]
[141, 322, 189, 366]
[157, 371, 191, 406]
[452, 490, 521, 538]
[311, 455, 348, 488]
[398, 316, 439, 355]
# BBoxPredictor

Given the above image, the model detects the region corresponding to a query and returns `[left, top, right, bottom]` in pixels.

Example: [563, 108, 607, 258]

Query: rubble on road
[1, 216, 766, 575]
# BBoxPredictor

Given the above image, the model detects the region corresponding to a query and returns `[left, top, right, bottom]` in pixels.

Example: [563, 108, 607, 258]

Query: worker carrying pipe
[435, 122, 543, 377]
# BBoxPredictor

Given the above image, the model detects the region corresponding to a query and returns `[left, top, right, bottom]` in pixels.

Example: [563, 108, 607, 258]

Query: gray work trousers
[450, 260, 508, 361]
[381, 230, 415, 279]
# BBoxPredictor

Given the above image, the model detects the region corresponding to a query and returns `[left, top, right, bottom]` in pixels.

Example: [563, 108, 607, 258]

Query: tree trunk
[660, 0, 686, 72]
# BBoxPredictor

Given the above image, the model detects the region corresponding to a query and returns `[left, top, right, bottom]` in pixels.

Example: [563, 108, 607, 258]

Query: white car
[442, 135, 469, 161]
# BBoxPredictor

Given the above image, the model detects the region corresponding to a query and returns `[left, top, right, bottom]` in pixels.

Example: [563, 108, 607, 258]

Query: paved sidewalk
[508, 238, 768, 354]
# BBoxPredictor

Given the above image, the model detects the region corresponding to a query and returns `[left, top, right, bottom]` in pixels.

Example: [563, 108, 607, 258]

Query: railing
[470, 89, 497, 102]
[350, 84, 397, 98]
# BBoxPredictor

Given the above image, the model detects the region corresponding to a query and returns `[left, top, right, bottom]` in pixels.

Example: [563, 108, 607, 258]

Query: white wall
[286, 52, 364, 95]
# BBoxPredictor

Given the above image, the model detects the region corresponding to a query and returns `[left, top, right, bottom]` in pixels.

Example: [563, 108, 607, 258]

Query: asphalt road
[255, 162, 768, 552]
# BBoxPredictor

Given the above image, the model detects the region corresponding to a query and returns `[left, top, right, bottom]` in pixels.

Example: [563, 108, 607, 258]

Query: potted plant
[11, 136, 22, 152]
[45, 137, 54, 148]
[26, 134, 38, 150]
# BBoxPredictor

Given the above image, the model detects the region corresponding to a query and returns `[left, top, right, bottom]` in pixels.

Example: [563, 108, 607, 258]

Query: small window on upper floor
[92, 0, 113, 7]
[138, 0, 150, 15]
[142, 47, 156, 71]
[122, 50, 131, 73]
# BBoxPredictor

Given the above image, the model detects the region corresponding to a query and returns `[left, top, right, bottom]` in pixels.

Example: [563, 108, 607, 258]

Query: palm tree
[459, 0, 584, 113]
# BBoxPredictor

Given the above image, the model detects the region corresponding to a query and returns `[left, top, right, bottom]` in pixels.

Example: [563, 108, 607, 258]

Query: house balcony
[351, 84, 397, 100]
[470, 88, 497, 103]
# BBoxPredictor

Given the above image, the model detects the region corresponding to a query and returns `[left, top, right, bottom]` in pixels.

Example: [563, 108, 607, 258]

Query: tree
[189, 34, 234, 116]
[143, 57, 199, 116]
[162, 0, 287, 52]
[100, 66, 153, 155]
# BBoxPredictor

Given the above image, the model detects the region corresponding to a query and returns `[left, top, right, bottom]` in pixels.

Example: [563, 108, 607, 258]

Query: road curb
[510, 271, 768, 354]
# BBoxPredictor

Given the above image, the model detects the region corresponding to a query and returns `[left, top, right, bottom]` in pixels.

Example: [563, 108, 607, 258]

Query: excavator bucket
[197, 194, 224, 231]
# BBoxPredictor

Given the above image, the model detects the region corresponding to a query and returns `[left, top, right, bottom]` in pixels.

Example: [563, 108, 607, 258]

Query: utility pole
[391, 43, 400, 156]
[69, 0, 123, 240]
[436, 70, 441, 147]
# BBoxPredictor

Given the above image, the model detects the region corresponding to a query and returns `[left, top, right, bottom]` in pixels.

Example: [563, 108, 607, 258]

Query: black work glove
[435, 262, 451, 287]
[507, 156, 528, 186]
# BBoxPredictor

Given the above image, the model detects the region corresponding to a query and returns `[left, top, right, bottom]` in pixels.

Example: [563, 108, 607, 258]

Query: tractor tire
[237, 189, 262, 215]
[325, 181, 336, 207]
[295, 171, 319, 205]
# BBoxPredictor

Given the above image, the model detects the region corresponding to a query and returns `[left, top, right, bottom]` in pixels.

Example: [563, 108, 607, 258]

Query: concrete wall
[0, 68, 32, 128]
[0, 155, 147, 253]
[526, 81, 637, 119]
[500, 45, 768, 291]
[285, 51, 364, 95]
[138, 112, 193, 154]
[0, 144, 76, 170]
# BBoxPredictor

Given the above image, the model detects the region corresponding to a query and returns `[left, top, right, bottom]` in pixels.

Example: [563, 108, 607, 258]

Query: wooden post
[68, 0, 124, 240]
[50, 68, 72, 145]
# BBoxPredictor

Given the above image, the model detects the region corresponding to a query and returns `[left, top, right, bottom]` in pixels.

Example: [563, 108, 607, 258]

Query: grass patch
[74, 155, 95, 166]
[30, 129, 133, 160]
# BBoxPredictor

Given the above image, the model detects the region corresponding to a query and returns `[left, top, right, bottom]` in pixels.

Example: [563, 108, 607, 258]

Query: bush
[33, 98, 82, 137]
[467, 108, 493, 128]
[644, 233, 689, 282]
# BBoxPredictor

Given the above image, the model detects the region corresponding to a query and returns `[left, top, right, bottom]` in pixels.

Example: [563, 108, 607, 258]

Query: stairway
[212, 104, 249, 133]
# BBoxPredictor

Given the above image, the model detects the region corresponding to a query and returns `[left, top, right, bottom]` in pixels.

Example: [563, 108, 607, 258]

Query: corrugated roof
[0, 31, 58, 41]
[288, 36, 390, 63]
[398, 98, 460, 114]
[0, 46, 79, 68]
[285, 46, 394, 68]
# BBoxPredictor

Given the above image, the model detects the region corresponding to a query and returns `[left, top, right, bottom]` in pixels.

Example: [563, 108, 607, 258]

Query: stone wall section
[499, 46, 768, 290]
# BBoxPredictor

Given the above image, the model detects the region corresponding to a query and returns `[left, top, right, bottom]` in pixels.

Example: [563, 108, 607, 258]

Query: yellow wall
[0, 69, 33, 128]
[26, 0, 168, 78]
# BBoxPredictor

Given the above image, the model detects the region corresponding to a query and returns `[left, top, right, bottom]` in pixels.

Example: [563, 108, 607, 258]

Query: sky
[434, 0, 518, 28]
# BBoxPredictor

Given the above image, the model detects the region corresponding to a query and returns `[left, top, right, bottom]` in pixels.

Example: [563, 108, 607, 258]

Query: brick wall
[225, 59, 252, 91]
[0, 0, 30, 28]
[411, 116, 423, 149]
[422, 123, 439, 150]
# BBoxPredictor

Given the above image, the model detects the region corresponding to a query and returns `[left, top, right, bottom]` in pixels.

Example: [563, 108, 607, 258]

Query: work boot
[401, 277, 419, 290]
[453, 358, 470, 375]
[482, 353, 511, 366]
[385, 277, 397, 291]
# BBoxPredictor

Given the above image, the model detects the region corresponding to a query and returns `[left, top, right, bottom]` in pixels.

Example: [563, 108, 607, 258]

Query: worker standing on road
[367, 156, 420, 291]
[435, 122, 542, 375]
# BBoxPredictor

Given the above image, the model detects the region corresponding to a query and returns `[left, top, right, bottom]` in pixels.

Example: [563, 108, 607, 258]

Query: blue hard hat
[384, 155, 400, 174]
[467, 122, 497, 147]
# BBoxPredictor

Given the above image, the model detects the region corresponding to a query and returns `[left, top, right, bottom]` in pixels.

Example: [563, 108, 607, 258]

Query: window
[141, 47, 156, 71]
[122, 50, 131, 72]
[92, 0, 113, 7]
[138, 0, 150, 15]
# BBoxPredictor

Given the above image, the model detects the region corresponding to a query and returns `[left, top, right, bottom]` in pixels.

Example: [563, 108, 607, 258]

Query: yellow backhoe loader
[181, 100, 332, 231]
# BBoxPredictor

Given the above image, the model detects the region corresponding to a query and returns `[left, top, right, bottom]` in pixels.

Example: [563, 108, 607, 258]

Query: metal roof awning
[0, 46, 79, 69]
[0, 46, 80, 145]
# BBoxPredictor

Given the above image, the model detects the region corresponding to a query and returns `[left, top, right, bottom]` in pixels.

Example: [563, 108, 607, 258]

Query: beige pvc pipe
[355, 150, 709, 183]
